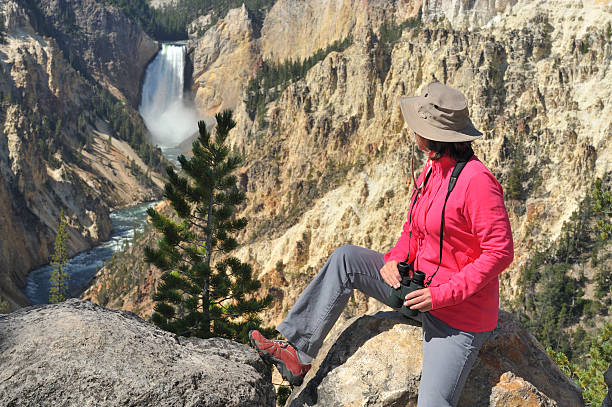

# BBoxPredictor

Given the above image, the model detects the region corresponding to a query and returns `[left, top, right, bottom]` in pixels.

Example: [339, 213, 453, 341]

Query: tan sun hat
[399, 82, 483, 142]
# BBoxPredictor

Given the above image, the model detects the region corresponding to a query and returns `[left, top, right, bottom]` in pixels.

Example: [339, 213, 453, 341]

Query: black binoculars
[387, 261, 426, 318]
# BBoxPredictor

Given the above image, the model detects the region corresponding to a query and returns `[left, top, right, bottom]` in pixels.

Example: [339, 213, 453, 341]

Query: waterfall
[139, 43, 201, 147]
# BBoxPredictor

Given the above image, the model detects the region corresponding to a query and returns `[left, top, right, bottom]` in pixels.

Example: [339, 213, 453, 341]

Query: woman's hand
[379, 260, 400, 289]
[404, 288, 432, 312]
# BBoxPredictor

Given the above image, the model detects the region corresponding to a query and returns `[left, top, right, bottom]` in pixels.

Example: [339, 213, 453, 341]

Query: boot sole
[249, 330, 305, 387]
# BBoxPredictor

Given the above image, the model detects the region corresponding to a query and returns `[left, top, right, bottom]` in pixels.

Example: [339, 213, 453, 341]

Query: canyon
[0, 0, 166, 309]
[0, 0, 609, 404]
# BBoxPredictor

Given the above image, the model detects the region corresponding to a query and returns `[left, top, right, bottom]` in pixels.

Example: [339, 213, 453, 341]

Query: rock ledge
[0, 299, 275, 407]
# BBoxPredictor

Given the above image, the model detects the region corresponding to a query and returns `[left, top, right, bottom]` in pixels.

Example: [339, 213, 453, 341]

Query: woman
[249, 82, 514, 407]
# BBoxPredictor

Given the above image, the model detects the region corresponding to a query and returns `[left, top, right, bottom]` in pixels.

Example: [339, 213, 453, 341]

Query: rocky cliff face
[421, 0, 520, 29]
[0, 0, 165, 310]
[85, 0, 611, 347]
[0, 299, 275, 407]
[32, 0, 159, 106]
[189, 4, 259, 117]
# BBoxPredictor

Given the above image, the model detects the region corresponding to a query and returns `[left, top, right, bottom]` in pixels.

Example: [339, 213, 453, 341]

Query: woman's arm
[428, 171, 514, 309]
[384, 212, 419, 264]
[384, 164, 429, 264]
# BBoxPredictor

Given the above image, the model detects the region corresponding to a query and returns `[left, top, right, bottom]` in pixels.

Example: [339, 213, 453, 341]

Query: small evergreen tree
[0, 13, 6, 45]
[145, 110, 274, 342]
[593, 177, 612, 241]
[49, 209, 69, 303]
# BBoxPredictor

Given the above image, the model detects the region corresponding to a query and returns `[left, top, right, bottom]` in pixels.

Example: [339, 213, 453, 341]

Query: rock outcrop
[489, 372, 559, 407]
[0, 0, 165, 310]
[287, 311, 583, 407]
[421, 0, 520, 29]
[189, 4, 259, 117]
[0, 299, 275, 407]
[259, 0, 420, 63]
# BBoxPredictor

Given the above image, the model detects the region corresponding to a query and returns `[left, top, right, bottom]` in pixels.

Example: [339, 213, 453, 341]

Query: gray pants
[277, 244, 492, 407]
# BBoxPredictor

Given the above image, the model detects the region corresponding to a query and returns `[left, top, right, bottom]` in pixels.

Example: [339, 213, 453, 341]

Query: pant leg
[277, 244, 402, 360]
[417, 312, 492, 407]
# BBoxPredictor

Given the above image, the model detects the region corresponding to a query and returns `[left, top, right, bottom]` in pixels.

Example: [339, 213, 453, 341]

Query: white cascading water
[139, 43, 201, 147]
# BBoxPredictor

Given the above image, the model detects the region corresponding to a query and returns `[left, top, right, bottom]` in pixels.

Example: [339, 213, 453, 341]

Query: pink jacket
[384, 153, 514, 332]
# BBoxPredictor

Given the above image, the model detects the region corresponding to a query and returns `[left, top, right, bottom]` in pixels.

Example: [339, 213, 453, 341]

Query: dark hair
[426, 140, 474, 161]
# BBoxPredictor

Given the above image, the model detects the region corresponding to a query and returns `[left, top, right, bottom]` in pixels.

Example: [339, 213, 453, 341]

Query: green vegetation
[504, 136, 527, 200]
[93, 221, 154, 312]
[245, 35, 353, 122]
[13, 85, 165, 175]
[0, 296, 10, 314]
[100, 0, 186, 41]
[548, 322, 611, 406]
[18, 1, 166, 174]
[129, 159, 156, 190]
[581, 35, 590, 54]
[593, 177, 612, 240]
[0, 13, 6, 44]
[505, 160, 524, 200]
[276, 386, 292, 406]
[22, 0, 91, 78]
[49, 209, 70, 303]
[145, 111, 273, 342]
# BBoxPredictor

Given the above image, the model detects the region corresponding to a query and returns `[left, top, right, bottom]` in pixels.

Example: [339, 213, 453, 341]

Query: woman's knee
[331, 244, 365, 272]
[332, 244, 359, 258]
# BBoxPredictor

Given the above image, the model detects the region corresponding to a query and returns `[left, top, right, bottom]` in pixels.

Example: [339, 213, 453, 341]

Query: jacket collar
[429, 152, 457, 175]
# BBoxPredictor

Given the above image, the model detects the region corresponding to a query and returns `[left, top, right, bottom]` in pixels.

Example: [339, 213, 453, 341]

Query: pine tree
[0, 13, 6, 45]
[145, 110, 274, 342]
[49, 209, 70, 303]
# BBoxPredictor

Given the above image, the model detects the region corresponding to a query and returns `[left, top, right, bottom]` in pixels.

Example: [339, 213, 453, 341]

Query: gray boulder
[287, 310, 583, 407]
[0, 299, 275, 407]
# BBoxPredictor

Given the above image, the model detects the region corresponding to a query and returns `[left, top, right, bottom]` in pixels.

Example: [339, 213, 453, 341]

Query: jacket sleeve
[384, 210, 418, 264]
[429, 171, 514, 309]
[384, 165, 428, 264]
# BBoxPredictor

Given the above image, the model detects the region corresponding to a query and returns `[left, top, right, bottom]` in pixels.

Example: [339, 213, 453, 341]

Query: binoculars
[387, 261, 426, 318]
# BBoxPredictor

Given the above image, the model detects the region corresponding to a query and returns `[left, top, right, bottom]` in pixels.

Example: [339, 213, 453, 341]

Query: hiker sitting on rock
[250, 81, 514, 407]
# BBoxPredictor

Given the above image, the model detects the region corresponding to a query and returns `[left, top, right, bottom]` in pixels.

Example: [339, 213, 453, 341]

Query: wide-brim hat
[399, 82, 483, 142]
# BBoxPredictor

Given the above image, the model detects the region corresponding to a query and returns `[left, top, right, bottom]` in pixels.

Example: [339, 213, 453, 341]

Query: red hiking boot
[249, 330, 311, 386]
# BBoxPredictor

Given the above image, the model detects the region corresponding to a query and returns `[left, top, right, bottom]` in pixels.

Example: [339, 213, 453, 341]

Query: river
[25, 201, 159, 304]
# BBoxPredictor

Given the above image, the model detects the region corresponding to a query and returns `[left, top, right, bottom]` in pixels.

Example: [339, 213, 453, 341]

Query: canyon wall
[227, 0, 611, 327]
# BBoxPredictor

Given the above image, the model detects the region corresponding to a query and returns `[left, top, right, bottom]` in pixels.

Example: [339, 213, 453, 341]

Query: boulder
[287, 310, 583, 407]
[489, 372, 558, 407]
[0, 299, 275, 407]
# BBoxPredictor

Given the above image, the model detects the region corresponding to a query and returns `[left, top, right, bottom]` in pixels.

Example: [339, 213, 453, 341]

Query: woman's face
[413, 132, 429, 152]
